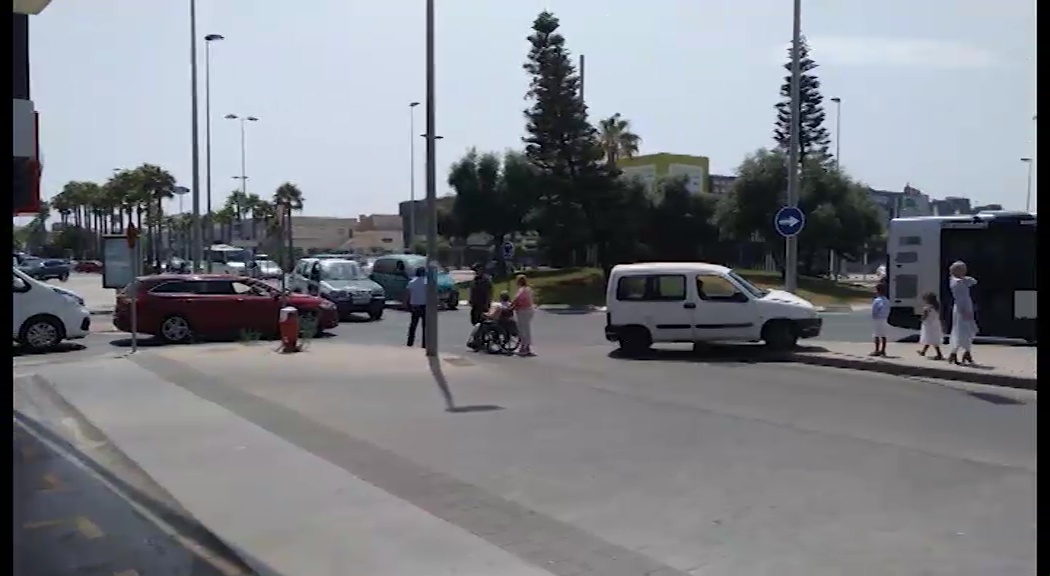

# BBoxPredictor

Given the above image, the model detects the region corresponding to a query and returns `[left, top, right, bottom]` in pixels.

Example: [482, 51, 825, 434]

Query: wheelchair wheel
[482, 330, 504, 355]
[500, 332, 520, 354]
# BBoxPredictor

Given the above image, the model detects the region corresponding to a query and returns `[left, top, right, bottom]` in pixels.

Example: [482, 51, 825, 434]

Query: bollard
[278, 306, 300, 353]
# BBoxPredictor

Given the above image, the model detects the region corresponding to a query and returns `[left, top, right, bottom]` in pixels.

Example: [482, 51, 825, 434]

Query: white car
[13, 267, 91, 352]
[604, 262, 822, 354]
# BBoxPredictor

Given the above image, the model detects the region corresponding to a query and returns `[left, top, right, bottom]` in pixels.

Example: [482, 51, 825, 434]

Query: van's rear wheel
[618, 327, 652, 356]
[762, 320, 798, 351]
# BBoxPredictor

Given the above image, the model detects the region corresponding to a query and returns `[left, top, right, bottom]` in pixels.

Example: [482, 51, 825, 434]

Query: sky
[23, 0, 1037, 223]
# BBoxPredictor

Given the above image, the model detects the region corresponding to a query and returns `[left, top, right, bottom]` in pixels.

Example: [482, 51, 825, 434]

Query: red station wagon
[113, 274, 339, 343]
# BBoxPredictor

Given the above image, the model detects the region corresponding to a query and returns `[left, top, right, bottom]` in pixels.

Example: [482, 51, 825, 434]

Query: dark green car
[290, 258, 386, 321]
[369, 254, 460, 310]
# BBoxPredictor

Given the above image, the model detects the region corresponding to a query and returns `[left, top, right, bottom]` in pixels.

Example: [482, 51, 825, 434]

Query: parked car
[13, 267, 91, 352]
[604, 262, 822, 354]
[289, 258, 385, 320]
[19, 257, 70, 282]
[73, 260, 103, 274]
[369, 254, 460, 310]
[112, 274, 339, 343]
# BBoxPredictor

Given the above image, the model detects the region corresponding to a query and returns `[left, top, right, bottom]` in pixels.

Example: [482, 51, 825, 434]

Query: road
[13, 419, 239, 576]
[15, 277, 1036, 574]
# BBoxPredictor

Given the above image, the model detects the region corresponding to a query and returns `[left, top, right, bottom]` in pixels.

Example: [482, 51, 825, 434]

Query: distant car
[20, 257, 70, 282]
[73, 260, 103, 274]
[112, 274, 339, 343]
[289, 258, 385, 321]
[369, 254, 459, 310]
[251, 259, 285, 280]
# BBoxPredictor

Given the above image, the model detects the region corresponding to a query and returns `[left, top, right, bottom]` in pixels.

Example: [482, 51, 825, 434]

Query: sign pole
[785, 0, 803, 293]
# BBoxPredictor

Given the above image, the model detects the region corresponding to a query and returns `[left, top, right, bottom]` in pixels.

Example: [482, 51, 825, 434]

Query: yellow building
[617, 153, 710, 195]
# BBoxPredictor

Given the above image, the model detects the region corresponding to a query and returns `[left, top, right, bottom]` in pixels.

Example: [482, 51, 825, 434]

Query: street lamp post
[830, 97, 842, 169]
[409, 101, 420, 248]
[784, 0, 803, 293]
[424, 0, 438, 358]
[204, 33, 224, 263]
[1021, 157, 1034, 212]
[189, 0, 203, 272]
[225, 114, 259, 200]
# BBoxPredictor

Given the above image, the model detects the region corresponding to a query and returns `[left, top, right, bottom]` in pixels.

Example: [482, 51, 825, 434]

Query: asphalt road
[13, 420, 234, 576]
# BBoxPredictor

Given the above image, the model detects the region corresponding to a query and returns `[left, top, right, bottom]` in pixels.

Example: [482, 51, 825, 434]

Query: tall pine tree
[773, 37, 832, 164]
[522, 11, 612, 266]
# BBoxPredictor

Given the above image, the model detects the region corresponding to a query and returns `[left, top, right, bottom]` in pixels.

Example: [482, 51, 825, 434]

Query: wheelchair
[467, 317, 520, 355]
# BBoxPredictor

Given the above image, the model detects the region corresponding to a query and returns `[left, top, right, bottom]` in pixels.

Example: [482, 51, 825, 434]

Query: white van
[13, 267, 91, 352]
[604, 262, 822, 354]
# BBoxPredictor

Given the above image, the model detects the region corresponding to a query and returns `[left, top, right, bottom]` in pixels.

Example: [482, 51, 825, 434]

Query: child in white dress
[917, 292, 944, 360]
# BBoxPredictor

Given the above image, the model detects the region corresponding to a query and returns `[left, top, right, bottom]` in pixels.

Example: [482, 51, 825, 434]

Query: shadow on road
[106, 331, 338, 349]
[608, 343, 825, 365]
[895, 333, 1035, 347]
[13, 342, 86, 357]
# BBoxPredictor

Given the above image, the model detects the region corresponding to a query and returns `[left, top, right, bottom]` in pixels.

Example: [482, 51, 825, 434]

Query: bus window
[894, 252, 918, 263]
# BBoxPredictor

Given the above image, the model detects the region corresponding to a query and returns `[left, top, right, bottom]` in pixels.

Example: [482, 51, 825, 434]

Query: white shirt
[407, 276, 428, 306]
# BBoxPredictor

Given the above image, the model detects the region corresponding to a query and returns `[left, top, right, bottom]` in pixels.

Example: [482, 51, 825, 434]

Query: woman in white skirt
[917, 292, 944, 360]
[870, 282, 890, 356]
[947, 261, 979, 365]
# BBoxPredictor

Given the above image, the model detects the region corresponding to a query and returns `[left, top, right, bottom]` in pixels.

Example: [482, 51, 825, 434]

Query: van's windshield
[727, 270, 767, 299]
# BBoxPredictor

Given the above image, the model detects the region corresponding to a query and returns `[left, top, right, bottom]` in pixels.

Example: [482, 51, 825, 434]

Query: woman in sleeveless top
[511, 274, 536, 356]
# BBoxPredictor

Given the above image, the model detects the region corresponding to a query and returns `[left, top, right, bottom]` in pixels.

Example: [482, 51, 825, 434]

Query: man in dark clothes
[469, 264, 494, 325]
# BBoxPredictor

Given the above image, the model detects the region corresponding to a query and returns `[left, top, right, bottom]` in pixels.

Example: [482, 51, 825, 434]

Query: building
[866, 184, 934, 225]
[12, 1, 51, 215]
[201, 213, 402, 254]
[618, 153, 710, 195]
[709, 174, 736, 196]
[399, 197, 455, 248]
[339, 213, 403, 254]
[931, 196, 973, 216]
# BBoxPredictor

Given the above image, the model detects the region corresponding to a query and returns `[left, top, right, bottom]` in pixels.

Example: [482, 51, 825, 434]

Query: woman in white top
[917, 292, 944, 360]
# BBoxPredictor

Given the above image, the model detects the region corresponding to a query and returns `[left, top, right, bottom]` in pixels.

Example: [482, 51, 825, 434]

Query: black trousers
[407, 305, 426, 347]
[469, 303, 489, 326]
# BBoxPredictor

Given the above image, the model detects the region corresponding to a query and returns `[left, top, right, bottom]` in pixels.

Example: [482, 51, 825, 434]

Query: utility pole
[189, 0, 203, 271]
[409, 101, 420, 249]
[424, 0, 438, 358]
[579, 54, 585, 103]
[784, 0, 802, 293]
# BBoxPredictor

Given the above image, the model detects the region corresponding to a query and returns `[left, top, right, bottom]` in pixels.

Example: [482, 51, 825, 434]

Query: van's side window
[696, 274, 743, 301]
[616, 276, 647, 300]
[615, 274, 686, 301]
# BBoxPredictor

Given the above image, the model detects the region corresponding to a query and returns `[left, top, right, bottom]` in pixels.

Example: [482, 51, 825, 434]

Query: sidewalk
[17, 353, 551, 576]
[793, 341, 1037, 390]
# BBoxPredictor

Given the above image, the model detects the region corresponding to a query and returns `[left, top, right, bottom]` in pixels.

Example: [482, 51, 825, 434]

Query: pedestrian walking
[947, 261, 978, 364]
[468, 264, 493, 326]
[511, 274, 536, 356]
[870, 282, 890, 357]
[405, 266, 427, 348]
[917, 291, 944, 360]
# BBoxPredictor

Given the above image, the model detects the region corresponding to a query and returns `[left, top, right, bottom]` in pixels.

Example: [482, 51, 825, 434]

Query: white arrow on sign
[778, 216, 801, 228]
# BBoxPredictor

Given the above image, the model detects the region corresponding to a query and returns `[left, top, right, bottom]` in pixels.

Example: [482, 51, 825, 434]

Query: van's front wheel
[762, 320, 798, 351]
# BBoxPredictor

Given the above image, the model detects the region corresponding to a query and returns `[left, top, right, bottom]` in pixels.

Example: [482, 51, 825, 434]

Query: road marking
[23, 519, 66, 530]
[75, 516, 105, 539]
[113, 570, 139, 576]
[39, 473, 63, 492]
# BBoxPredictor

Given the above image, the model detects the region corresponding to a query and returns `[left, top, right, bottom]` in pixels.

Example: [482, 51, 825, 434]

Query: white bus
[886, 211, 1036, 343]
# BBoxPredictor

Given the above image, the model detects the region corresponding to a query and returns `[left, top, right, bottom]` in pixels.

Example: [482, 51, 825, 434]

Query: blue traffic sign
[502, 241, 515, 258]
[774, 206, 806, 237]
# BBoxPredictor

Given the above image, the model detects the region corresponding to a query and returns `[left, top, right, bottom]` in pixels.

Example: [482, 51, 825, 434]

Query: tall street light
[784, 0, 803, 293]
[424, 0, 439, 359]
[224, 114, 259, 199]
[408, 101, 420, 247]
[189, 0, 203, 271]
[828, 96, 842, 279]
[830, 96, 842, 169]
[1021, 157, 1034, 212]
[204, 33, 224, 259]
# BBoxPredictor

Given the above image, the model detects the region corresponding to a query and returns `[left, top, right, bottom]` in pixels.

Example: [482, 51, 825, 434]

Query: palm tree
[598, 113, 642, 168]
[134, 163, 176, 265]
[272, 182, 304, 268]
[213, 206, 236, 244]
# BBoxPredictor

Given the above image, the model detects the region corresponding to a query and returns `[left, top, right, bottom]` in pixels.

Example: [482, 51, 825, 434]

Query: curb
[537, 305, 606, 313]
[89, 309, 114, 316]
[789, 352, 1037, 391]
